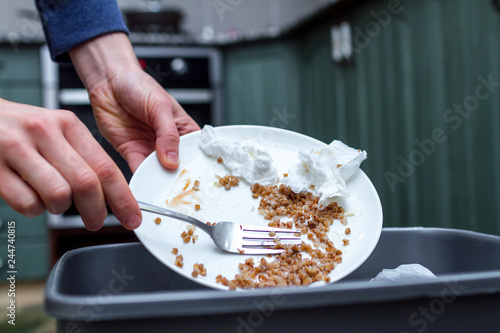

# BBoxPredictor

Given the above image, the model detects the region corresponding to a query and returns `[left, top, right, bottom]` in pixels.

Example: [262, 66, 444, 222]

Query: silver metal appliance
[40, 45, 222, 260]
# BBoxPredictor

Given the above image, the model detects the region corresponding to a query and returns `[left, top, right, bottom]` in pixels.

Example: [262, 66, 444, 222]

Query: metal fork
[138, 201, 301, 254]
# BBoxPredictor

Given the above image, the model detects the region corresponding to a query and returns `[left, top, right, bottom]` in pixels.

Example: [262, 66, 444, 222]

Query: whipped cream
[198, 126, 366, 209]
[281, 140, 367, 209]
[198, 126, 278, 185]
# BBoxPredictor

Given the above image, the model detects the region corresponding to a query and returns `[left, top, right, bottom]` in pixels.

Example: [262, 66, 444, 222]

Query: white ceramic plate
[130, 125, 383, 290]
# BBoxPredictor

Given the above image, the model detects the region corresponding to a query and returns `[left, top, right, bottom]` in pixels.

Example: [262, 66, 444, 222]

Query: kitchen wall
[1, 0, 338, 44]
[223, 0, 500, 236]
[116, 0, 338, 41]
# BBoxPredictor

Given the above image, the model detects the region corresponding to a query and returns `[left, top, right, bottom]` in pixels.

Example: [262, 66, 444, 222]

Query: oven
[40, 45, 222, 262]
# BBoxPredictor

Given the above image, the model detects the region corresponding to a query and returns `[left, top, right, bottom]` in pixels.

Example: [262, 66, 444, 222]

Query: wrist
[69, 32, 140, 91]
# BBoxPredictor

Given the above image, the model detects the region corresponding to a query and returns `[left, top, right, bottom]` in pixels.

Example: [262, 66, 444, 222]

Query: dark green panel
[0, 45, 41, 81]
[0, 199, 8, 208]
[0, 207, 47, 238]
[297, 0, 500, 235]
[223, 0, 500, 236]
[0, 237, 49, 281]
[0, 87, 41, 106]
[0, 208, 48, 280]
[223, 41, 301, 132]
[0, 45, 47, 280]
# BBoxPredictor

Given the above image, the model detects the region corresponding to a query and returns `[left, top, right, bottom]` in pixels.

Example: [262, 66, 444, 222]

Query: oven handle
[59, 88, 214, 105]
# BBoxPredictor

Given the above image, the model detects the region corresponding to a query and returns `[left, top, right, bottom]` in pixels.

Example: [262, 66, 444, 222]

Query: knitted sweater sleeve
[35, 0, 129, 62]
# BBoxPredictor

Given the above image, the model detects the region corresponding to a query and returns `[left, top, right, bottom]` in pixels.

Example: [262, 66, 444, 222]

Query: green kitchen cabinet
[0, 208, 48, 281]
[0, 44, 42, 106]
[0, 44, 41, 81]
[0, 43, 48, 280]
[223, 0, 500, 236]
[223, 40, 302, 133]
[0, 86, 41, 105]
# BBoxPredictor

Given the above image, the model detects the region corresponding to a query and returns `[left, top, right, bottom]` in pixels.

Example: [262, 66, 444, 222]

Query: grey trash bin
[45, 228, 500, 333]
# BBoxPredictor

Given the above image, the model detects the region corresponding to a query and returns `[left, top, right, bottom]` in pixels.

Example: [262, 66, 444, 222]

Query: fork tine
[242, 241, 292, 248]
[242, 235, 301, 241]
[239, 224, 299, 234]
[240, 223, 301, 253]
[238, 224, 301, 254]
[237, 248, 288, 255]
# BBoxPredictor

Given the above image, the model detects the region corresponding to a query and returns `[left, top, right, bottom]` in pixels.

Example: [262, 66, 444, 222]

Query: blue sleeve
[35, 0, 129, 63]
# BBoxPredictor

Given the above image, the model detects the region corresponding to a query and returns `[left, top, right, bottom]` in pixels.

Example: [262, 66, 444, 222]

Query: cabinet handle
[0, 257, 4, 270]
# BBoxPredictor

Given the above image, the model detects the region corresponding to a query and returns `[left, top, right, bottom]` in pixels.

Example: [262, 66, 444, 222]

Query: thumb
[154, 99, 181, 170]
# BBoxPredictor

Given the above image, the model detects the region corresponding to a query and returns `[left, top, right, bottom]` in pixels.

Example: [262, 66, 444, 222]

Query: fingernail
[166, 152, 179, 165]
[124, 214, 142, 230]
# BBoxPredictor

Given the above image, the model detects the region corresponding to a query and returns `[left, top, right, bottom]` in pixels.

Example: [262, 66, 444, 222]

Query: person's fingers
[37, 131, 108, 231]
[0, 164, 44, 217]
[0, 104, 70, 216]
[64, 120, 142, 230]
[4, 143, 72, 215]
[87, 152, 142, 230]
[152, 94, 181, 170]
[0, 102, 140, 230]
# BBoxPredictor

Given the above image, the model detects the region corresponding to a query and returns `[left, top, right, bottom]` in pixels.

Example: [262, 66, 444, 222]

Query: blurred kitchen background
[0, 0, 499, 323]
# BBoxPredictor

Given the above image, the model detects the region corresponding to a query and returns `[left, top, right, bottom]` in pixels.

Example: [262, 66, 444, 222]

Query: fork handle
[137, 201, 210, 233]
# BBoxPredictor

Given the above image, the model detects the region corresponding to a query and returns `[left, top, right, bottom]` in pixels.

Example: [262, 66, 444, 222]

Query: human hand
[0, 98, 141, 230]
[69, 33, 200, 173]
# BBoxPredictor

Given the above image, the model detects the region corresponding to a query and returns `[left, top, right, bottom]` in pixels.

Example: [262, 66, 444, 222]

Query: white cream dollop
[281, 140, 367, 209]
[198, 125, 278, 185]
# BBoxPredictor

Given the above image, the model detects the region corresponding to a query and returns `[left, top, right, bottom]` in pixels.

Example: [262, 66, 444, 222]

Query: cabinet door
[0, 237, 49, 281]
[0, 45, 41, 81]
[0, 207, 47, 238]
[224, 42, 301, 131]
[0, 87, 41, 106]
[0, 207, 48, 280]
